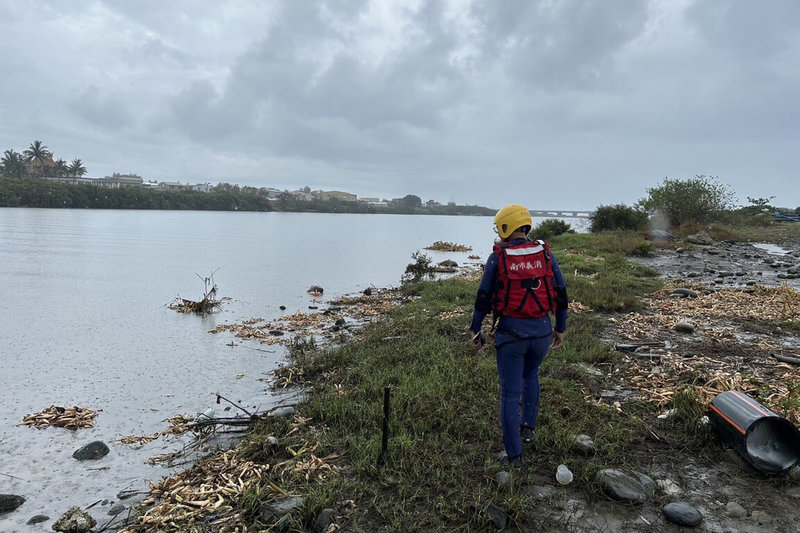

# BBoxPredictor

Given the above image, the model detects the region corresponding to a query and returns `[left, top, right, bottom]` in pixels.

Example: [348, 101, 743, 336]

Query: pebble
[674, 322, 695, 334]
[725, 501, 747, 518]
[574, 434, 596, 455]
[662, 502, 703, 527]
[313, 508, 337, 533]
[750, 510, 771, 525]
[495, 471, 512, 489]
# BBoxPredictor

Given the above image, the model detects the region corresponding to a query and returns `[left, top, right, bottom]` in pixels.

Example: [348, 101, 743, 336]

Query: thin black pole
[378, 386, 391, 465]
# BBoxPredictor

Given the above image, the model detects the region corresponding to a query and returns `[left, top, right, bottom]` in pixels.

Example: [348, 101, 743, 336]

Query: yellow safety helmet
[494, 204, 532, 239]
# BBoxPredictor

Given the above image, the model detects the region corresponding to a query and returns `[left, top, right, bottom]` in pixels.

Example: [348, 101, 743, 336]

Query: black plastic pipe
[708, 391, 800, 474]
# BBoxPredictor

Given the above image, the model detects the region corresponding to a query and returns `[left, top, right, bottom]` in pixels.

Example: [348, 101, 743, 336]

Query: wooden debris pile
[120, 449, 271, 532]
[21, 405, 98, 430]
[119, 415, 194, 447]
[211, 289, 405, 346]
[602, 282, 800, 425]
[424, 241, 472, 252]
[650, 283, 800, 324]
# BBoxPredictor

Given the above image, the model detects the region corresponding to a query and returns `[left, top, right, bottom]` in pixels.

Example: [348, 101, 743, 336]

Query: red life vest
[492, 239, 557, 319]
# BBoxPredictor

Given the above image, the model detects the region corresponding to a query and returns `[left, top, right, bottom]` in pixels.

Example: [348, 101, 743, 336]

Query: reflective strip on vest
[504, 245, 544, 256]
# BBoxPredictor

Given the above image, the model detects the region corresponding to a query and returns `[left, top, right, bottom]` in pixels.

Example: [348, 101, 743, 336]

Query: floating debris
[21, 405, 98, 430]
[424, 241, 472, 252]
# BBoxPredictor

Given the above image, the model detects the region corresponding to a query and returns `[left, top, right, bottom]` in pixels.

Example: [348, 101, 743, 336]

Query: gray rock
[663, 502, 702, 527]
[495, 471, 512, 489]
[673, 322, 695, 334]
[706, 248, 722, 255]
[313, 508, 337, 533]
[486, 504, 507, 529]
[718, 270, 734, 277]
[438, 259, 458, 268]
[0, 494, 25, 514]
[714, 277, 725, 284]
[687, 271, 701, 278]
[725, 501, 747, 518]
[574, 434, 595, 455]
[72, 440, 110, 460]
[259, 496, 305, 526]
[529, 485, 558, 499]
[53, 507, 97, 533]
[671, 288, 699, 298]
[750, 510, 771, 525]
[687, 231, 714, 245]
[108, 502, 126, 516]
[270, 406, 296, 418]
[596, 468, 655, 503]
[26, 514, 49, 525]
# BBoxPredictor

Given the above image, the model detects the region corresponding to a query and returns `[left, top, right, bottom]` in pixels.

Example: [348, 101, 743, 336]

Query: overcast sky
[1, 1, 798, 210]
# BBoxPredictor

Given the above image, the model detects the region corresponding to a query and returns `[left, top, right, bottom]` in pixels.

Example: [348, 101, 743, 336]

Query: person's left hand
[551, 330, 564, 349]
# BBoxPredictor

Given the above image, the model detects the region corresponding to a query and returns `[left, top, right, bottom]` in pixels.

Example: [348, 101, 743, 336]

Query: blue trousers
[495, 333, 551, 459]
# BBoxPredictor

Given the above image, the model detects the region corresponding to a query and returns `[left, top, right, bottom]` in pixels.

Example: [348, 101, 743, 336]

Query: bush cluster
[590, 204, 648, 233]
[528, 218, 574, 241]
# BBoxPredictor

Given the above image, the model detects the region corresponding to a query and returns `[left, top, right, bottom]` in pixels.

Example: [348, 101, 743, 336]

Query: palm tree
[1, 149, 27, 179]
[68, 158, 87, 178]
[23, 140, 53, 177]
[53, 158, 68, 179]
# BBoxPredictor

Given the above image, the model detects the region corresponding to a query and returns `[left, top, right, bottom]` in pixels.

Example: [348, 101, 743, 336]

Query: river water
[0, 208, 587, 531]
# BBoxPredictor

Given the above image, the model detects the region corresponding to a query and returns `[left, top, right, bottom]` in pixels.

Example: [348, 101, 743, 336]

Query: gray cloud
[0, 0, 798, 210]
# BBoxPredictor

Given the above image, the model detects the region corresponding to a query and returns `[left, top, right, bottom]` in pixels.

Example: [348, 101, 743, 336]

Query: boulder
[0, 494, 25, 514]
[259, 496, 305, 527]
[663, 502, 702, 527]
[313, 508, 337, 532]
[687, 231, 714, 245]
[52, 507, 96, 533]
[72, 440, 110, 461]
[596, 468, 655, 503]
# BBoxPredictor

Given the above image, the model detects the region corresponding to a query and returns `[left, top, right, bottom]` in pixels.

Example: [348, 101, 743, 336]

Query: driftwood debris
[21, 405, 98, 430]
[169, 271, 223, 314]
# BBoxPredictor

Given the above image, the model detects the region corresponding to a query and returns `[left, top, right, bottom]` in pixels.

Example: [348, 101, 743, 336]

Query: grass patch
[226, 235, 677, 531]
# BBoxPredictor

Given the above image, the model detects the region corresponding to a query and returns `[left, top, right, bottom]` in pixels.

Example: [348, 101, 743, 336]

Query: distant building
[158, 181, 189, 191]
[98, 173, 143, 188]
[319, 190, 357, 202]
[360, 197, 388, 207]
[190, 183, 212, 193]
[262, 187, 284, 200]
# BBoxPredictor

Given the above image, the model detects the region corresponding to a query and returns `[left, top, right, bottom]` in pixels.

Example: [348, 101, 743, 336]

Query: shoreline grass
[122, 223, 800, 532]
[227, 230, 669, 531]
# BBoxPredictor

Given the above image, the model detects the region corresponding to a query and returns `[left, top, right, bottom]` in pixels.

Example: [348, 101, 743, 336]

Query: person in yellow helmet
[469, 204, 568, 468]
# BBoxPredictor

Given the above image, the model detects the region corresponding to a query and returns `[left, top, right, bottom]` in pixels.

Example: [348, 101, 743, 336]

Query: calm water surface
[0, 208, 586, 530]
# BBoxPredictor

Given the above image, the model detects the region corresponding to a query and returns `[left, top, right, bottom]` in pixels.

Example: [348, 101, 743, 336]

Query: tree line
[0, 178, 496, 215]
[1, 140, 86, 180]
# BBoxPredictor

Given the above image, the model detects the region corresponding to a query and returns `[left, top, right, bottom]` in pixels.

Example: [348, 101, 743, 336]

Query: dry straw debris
[604, 282, 800, 424]
[21, 405, 98, 430]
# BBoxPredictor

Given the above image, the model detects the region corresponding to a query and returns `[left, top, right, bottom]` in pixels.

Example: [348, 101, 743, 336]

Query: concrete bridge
[530, 209, 593, 219]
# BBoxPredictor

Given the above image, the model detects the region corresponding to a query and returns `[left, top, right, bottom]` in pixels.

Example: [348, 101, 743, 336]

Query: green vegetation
[224, 231, 671, 531]
[0, 178, 275, 211]
[528, 218, 574, 241]
[590, 204, 648, 233]
[637, 175, 736, 226]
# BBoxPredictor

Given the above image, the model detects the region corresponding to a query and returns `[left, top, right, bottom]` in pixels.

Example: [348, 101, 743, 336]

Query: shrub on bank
[528, 218, 574, 241]
[636, 175, 736, 226]
[590, 204, 648, 233]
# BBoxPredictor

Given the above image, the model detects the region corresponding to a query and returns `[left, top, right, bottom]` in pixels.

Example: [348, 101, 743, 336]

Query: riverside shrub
[637, 175, 736, 226]
[590, 204, 648, 232]
[529, 218, 574, 241]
